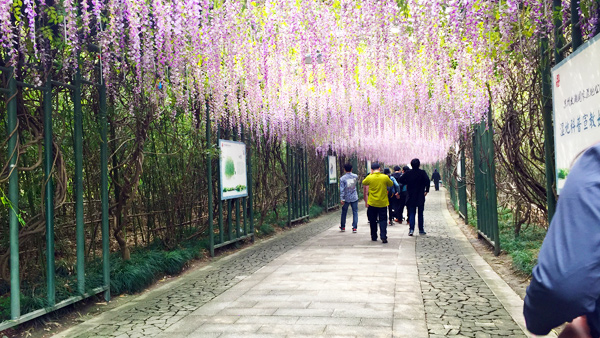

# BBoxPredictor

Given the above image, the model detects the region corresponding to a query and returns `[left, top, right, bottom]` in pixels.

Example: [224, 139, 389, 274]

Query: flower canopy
[2, 0, 574, 164]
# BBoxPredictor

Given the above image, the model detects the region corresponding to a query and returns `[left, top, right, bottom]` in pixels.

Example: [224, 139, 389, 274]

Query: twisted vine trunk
[111, 107, 153, 261]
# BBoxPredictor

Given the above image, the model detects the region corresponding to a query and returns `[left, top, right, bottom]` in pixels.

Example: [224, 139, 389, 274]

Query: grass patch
[464, 203, 546, 275]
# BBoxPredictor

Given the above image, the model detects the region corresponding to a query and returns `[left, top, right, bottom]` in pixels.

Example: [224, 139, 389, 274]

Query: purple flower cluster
[0, 0, 575, 163]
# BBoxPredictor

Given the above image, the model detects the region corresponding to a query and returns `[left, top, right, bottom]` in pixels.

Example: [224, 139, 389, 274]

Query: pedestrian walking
[398, 158, 430, 236]
[362, 162, 394, 243]
[392, 166, 407, 223]
[339, 163, 359, 233]
[524, 143, 600, 338]
[384, 168, 400, 226]
[431, 168, 441, 191]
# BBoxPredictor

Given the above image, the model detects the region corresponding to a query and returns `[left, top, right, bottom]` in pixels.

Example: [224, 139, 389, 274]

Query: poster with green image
[219, 139, 248, 200]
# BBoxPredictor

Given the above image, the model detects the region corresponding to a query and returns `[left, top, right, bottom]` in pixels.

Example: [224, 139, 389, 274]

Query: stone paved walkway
[53, 189, 547, 338]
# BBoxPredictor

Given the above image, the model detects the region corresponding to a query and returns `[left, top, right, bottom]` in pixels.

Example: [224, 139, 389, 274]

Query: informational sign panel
[552, 34, 600, 194]
[366, 160, 371, 173]
[219, 139, 248, 200]
[328, 156, 337, 184]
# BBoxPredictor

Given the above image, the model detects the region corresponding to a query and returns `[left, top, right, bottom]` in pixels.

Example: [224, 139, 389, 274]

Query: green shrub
[259, 224, 275, 236]
[0, 296, 9, 320]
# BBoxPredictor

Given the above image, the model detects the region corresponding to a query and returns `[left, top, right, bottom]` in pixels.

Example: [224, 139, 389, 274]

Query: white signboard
[328, 156, 337, 184]
[366, 160, 371, 173]
[552, 34, 600, 194]
[219, 139, 248, 200]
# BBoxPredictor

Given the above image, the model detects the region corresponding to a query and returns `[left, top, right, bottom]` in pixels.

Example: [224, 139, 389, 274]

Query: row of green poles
[287, 144, 309, 226]
[2, 61, 110, 322]
[472, 106, 500, 256]
[208, 117, 254, 256]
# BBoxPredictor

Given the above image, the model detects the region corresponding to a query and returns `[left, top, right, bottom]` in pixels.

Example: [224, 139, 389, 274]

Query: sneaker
[339, 226, 345, 232]
[419, 231, 427, 235]
[408, 230, 414, 236]
[352, 228, 357, 233]
[382, 239, 388, 243]
[372, 238, 378, 241]
[389, 221, 393, 226]
[394, 218, 400, 223]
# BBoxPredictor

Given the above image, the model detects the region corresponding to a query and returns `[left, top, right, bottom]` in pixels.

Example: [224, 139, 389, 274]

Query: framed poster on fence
[219, 139, 248, 200]
[328, 156, 337, 184]
[552, 34, 600, 194]
[366, 160, 371, 174]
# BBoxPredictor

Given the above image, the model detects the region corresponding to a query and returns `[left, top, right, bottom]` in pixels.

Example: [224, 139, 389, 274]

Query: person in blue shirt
[339, 163, 359, 233]
[524, 143, 600, 338]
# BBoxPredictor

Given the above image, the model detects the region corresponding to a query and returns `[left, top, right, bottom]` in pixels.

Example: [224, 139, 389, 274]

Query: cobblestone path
[55, 190, 532, 338]
[416, 194, 526, 337]
[64, 212, 340, 338]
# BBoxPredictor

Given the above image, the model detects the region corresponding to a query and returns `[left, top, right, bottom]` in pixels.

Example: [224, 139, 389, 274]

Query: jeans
[367, 206, 387, 240]
[340, 200, 358, 229]
[408, 203, 425, 232]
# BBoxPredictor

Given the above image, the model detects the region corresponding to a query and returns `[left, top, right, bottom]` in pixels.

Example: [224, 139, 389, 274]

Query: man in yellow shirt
[362, 162, 394, 243]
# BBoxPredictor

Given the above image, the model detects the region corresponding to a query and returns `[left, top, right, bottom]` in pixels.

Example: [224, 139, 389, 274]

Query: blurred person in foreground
[524, 143, 600, 338]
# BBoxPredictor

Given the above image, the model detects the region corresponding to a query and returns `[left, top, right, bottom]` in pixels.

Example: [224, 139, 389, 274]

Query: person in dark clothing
[524, 143, 600, 338]
[391, 166, 405, 223]
[431, 169, 441, 191]
[398, 158, 430, 236]
[384, 168, 400, 226]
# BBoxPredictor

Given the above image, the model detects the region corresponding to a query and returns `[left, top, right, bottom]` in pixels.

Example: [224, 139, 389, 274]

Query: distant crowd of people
[339, 158, 442, 243]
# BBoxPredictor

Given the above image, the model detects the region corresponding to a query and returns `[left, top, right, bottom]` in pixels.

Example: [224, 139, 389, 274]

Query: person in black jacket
[431, 169, 441, 191]
[398, 158, 430, 236]
[524, 143, 600, 338]
[391, 166, 405, 223]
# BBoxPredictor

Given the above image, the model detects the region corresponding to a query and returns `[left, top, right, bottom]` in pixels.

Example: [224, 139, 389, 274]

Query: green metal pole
[7, 68, 20, 319]
[472, 127, 482, 237]
[206, 100, 214, 256]
[241, 127, 247, 236]
[73, 68, 85, 295]
[227, 200, 233, 241]
[287, 143, 291, 226]
[459, 143, 468, 224]
[541, 37, 557, 225]
[43, 76, 55, 306]
[304, 148, 309, 219]
[487, 106, 500, 256]
[325, 156, 328, 210]
[247, 133, 254, 241]
[233, 132, 240, 239]
[571, 0, 582, 49]
[217, 127, 223, 244]
[553, 0, 564, 63]
[99, 83, 110, 302]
